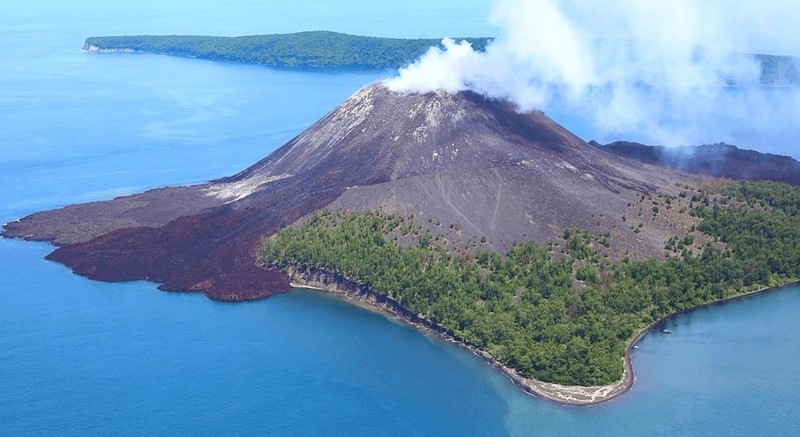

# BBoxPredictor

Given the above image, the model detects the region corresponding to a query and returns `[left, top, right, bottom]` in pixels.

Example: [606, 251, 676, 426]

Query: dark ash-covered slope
[593, 141, 800, 186]
[3, 84, 693, 301]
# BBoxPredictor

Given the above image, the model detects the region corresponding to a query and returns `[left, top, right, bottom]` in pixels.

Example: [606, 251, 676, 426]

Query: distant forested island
[84, 31, 798, 83]
[83, 31, 491, 69]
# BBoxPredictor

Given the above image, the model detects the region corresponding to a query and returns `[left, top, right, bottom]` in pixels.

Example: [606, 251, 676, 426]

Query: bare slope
[4, 84, 695, 300]
[593, 140, 800, 186]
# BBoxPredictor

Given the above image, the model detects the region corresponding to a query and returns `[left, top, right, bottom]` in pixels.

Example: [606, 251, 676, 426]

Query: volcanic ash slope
[3, 84, 696, 300]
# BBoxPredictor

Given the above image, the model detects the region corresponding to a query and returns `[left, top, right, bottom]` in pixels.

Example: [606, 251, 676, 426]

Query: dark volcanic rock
[2, 185, 225, 245]
[593, 141, 800, 186]
[4, 84, 695, 301]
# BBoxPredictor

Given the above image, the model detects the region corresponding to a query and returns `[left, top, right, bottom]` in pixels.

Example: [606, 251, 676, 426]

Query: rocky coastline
[82, 44, 137, 54]
[279, 263, 635, 406]
[279, 263, 799, 406]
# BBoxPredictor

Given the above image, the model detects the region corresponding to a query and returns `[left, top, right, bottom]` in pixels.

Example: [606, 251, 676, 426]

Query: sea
[1, 1, 799, 436]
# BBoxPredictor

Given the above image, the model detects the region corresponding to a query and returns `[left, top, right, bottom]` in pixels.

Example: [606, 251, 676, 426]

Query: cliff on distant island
[82, 32, 491, 69]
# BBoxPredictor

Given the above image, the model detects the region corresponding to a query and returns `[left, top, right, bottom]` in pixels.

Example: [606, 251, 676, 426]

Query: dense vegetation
[260, 181, 800, 386]
[85, 32, 798, 82]
[84, 32, 491, 69]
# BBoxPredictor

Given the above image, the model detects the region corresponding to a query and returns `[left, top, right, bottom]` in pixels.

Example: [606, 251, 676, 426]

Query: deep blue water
[2, 2, 799, 436]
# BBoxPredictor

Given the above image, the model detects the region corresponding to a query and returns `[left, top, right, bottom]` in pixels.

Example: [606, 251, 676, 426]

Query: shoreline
[285, 265, 632, 406]
[283, 264, 798, 406]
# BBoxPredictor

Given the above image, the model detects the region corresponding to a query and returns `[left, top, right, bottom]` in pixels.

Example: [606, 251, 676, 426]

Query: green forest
[260, 181, 800, 386]
[85, 32, 798, 82]
[84, 32, 491, 69]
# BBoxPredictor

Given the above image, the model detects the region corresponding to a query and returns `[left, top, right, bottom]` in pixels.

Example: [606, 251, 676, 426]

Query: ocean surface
[1, 1, 799, 436]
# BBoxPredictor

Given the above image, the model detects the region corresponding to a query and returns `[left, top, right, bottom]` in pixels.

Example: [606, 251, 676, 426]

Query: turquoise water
[2, 1, 799, 435]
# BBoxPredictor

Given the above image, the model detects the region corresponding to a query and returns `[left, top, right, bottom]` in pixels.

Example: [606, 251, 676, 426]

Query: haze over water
[1, 1, 799, 435]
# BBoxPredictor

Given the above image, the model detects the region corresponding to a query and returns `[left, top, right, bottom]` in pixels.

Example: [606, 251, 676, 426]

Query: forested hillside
[260, 181, 800, 386]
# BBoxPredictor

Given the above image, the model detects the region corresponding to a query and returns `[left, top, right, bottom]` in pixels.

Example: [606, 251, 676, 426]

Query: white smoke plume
[385, 0, 800, 155]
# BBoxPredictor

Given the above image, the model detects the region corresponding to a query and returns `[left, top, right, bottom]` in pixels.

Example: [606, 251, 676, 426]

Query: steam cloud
[385, 0, 800, 155]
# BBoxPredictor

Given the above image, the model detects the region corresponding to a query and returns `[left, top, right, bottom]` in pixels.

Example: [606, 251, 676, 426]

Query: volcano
[3, 84, 695, 301]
